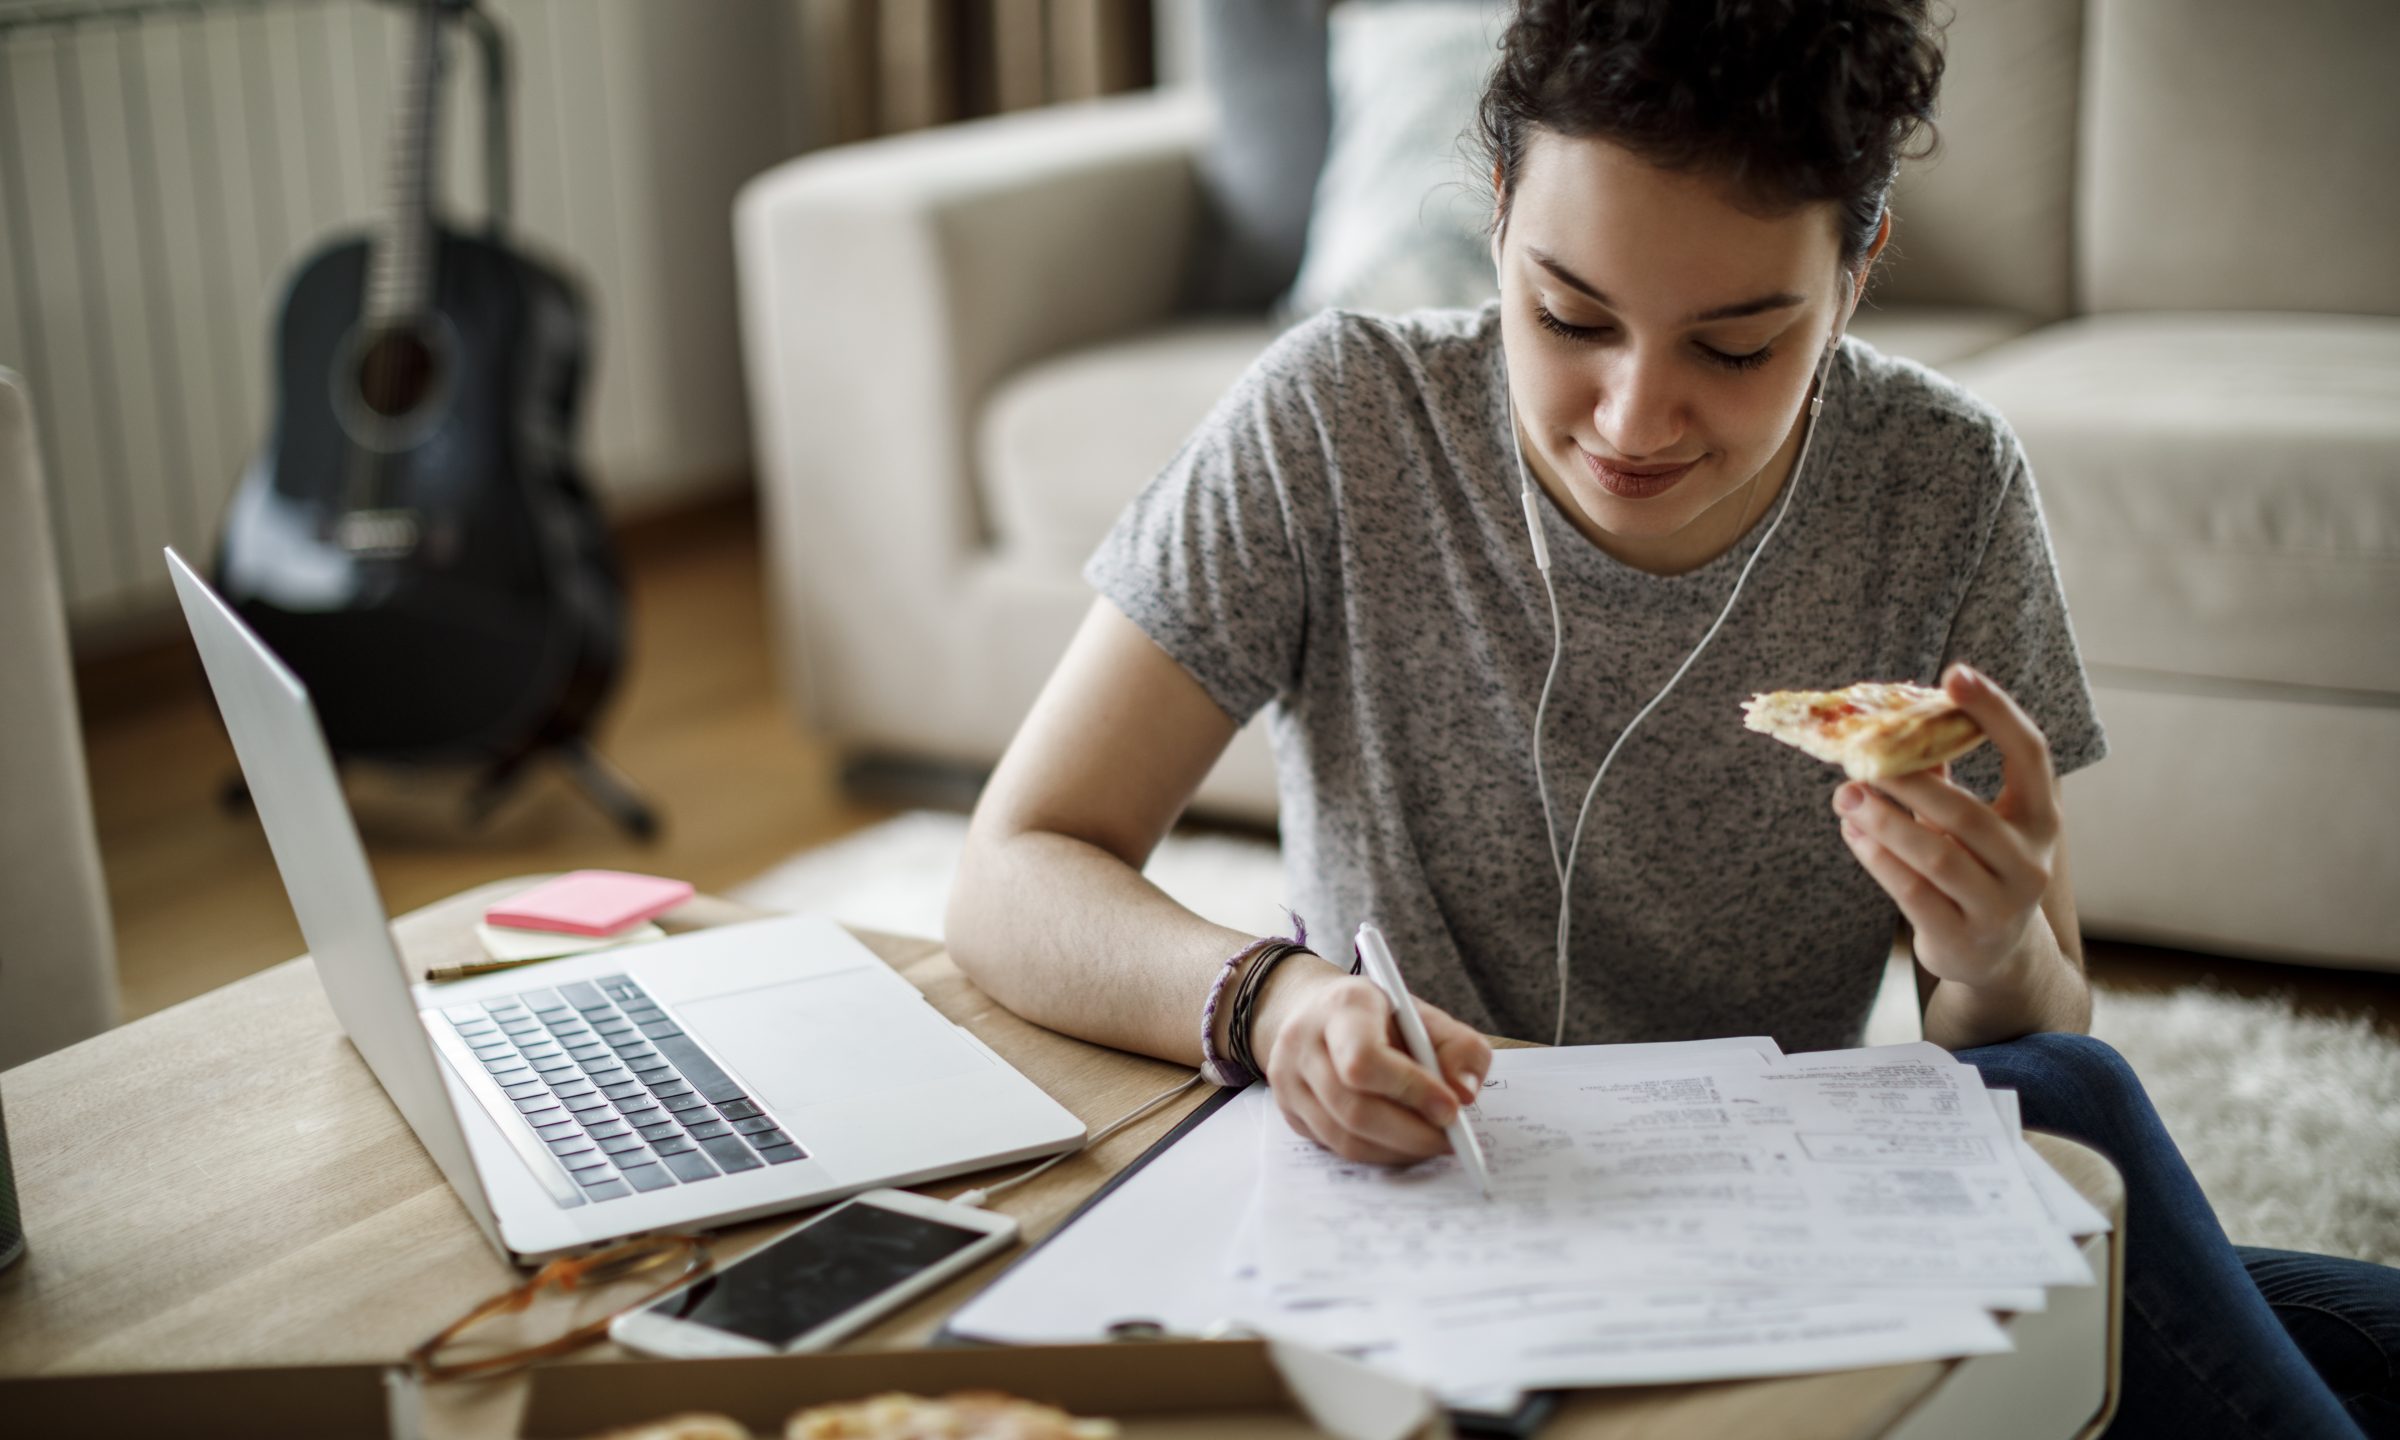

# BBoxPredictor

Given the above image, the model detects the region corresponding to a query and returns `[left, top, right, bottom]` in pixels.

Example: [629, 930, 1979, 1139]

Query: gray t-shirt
[1086, 303, 2106, 1053]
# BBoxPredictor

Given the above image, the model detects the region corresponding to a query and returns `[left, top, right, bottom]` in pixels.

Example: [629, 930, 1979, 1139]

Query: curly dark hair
[1473, 0, 1946, 272]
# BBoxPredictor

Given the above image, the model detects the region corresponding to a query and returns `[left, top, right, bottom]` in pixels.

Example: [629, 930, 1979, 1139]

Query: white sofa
[735, 0, 2400, 971]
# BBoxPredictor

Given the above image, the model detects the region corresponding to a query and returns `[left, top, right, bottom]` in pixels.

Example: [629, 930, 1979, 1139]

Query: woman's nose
[1593, 355, 1686, 460]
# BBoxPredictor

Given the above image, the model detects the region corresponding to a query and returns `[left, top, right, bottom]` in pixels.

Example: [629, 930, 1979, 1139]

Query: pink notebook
[484, 870, 695, 937]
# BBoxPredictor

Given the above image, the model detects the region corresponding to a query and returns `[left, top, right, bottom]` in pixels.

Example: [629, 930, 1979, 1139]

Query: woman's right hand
[1251, 962, 1491, 1164]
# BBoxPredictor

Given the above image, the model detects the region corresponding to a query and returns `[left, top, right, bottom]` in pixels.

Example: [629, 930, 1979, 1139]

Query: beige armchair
[0, 369, 118, 1068]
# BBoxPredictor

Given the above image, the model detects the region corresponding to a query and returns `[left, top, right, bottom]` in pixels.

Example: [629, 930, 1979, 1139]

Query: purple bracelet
[1199, 913, 1309, 1088]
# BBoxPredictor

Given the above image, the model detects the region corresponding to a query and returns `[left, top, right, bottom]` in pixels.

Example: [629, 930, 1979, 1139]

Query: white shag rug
[735, 811, 2400, 1266]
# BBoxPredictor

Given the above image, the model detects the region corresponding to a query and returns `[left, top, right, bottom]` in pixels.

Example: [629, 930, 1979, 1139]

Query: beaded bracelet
[1198, 913, 1310, 1088]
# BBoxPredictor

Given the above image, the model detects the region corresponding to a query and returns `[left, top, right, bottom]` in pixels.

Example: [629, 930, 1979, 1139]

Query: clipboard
[934, 1084, 1559, 1438]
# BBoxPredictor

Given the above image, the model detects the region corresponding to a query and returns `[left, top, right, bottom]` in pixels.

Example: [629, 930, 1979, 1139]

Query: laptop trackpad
[672, 970, 989, 1112]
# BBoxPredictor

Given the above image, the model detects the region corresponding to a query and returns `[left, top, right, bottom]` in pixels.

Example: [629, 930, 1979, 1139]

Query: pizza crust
[785, 1391, 1120, 1440]
[1741, 681, 1986, 781]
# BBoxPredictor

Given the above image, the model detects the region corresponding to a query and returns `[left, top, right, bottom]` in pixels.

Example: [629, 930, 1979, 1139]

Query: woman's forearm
[945, 825, 1341, 1066]
[1923, 908, 2093, 1050]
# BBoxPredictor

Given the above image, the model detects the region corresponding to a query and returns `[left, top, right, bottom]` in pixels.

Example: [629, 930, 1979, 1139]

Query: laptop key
[534, 1117, 581, 1141]
[558, 981, 609, 1012]
[730, 1114, 780, 1136]
[614, 1096, 663, 1121]
[636, 1020, 685, 1040]
[565, 1094, 613, 1116]
[583, 1117, 633, 1140]
[658, 1148, 717, 1183]
[648, 1035, 747, 1105]
[662, 1092, 710, 1114]
[617, 1162, 676, 1194]
[716, 1099, 762, 1121]
[580, 1179, 632, 1201]
[551, 1078, 599, 1099]
[652, 1133, 699, 1157]
[698, 1135, 763, 1174]
[753, 1142, 806, 1165]
[547, 1135, 598, 1160]
[513, 1095, 563, 1118]
[598, 1133, 648, 1155]
[601, 1080, 648, 1101]
[502, 1080, 548, 1101]
[682, 1118, 732, 1139]
[638, 1119, 683, 1142]
[532, 1057, 579, 1077]
[747, 1128, 794, 1150]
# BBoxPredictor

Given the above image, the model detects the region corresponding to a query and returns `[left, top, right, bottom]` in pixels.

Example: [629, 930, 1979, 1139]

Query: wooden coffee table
[0, 879, 2121, 1437]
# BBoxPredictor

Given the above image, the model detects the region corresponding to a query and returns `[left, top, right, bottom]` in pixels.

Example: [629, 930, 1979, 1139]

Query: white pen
[1354, 922, 1493, 1199]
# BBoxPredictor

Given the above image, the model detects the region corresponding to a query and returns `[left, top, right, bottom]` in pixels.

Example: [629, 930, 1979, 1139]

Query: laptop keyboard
[443, 974, 806, 1203]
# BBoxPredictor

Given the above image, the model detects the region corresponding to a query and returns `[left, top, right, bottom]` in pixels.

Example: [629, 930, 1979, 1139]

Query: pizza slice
[1741, 681, 1987, 781]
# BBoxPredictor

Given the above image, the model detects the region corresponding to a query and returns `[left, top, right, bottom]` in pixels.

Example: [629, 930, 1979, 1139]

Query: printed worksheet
[1258, 1047, 2092, 1299]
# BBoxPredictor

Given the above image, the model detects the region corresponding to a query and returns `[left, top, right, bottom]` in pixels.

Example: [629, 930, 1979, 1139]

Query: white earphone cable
[1512, 345, 1836, 1045]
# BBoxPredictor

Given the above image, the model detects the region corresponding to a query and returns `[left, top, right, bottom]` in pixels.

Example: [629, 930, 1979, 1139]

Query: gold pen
[424, 955, 557, 984]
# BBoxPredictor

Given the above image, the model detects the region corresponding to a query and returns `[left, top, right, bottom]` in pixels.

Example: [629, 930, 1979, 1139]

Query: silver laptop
[166, 548, 1084, 1263]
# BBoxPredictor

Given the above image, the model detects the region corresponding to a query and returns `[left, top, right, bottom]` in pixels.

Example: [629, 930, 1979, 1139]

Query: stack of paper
[949, 1039, 2110, 1408]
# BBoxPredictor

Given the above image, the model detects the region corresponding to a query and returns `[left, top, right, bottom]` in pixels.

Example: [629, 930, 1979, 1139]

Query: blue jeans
[1959, 1033, 2399, 1439]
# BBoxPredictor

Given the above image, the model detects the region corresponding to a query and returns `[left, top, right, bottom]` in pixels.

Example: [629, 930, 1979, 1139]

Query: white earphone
[1504, 246, 1848, 1043]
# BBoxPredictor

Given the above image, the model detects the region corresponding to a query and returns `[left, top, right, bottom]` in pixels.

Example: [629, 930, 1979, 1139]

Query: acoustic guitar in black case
[216, 0, 655, 838]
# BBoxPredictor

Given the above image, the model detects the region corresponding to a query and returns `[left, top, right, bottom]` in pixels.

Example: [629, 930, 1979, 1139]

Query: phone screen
[645, 1202, 988, 1346]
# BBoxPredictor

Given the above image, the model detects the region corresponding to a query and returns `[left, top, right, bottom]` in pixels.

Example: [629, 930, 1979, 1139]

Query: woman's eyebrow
[1528, 249, 1805, 324]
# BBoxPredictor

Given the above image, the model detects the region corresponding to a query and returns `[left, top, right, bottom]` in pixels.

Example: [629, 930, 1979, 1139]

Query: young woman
[946, 3, 2397, 1434]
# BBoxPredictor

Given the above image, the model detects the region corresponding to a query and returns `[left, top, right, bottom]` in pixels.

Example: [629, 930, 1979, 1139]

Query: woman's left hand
[1833, 664, 2062, 991]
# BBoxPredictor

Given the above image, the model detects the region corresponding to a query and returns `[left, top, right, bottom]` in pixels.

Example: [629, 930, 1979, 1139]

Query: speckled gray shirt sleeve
[1086, 303, 2107, 1053]
[1942, 439, 2107, 802]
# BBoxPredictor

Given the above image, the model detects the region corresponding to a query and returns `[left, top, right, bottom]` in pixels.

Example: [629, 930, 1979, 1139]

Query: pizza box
[519, 1338, 1451, 1440]
[0, 1361, 401, 1437]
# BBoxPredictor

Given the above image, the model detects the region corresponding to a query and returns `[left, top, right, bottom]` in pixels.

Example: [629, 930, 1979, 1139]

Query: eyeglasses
[409, 1233, 712, 1382]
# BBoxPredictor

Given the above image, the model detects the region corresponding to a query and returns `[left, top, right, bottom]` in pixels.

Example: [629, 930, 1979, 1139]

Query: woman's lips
[1582, 449, 1697, 500]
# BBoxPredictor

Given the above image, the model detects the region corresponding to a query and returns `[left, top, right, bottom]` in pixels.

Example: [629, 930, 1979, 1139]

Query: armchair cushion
[2079, 0, 2400, 316]
[1280, 2, 1500, 319]
[1950, 313, 2400, 693]
[1186, 0, 1332, 311]
[981, 319, 1277, 571]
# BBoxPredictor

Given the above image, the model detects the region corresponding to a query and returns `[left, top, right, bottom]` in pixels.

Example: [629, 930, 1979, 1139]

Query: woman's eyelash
[1532, 305, 1774, 373]
[1534, 305, 1606, 343]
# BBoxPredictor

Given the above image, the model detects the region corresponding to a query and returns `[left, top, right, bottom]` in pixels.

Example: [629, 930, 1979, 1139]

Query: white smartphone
[609, 1189, 1018, 1358]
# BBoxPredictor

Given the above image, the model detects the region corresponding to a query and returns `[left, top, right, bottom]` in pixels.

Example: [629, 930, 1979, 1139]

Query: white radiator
[0, 0, 803, 636]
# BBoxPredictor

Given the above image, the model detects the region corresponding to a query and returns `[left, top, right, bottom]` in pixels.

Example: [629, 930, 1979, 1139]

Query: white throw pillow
[1279, 2, 1507, 321]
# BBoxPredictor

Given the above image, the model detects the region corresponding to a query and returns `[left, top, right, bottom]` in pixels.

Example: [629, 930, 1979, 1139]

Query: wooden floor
[80, 496, 2400, 1036]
